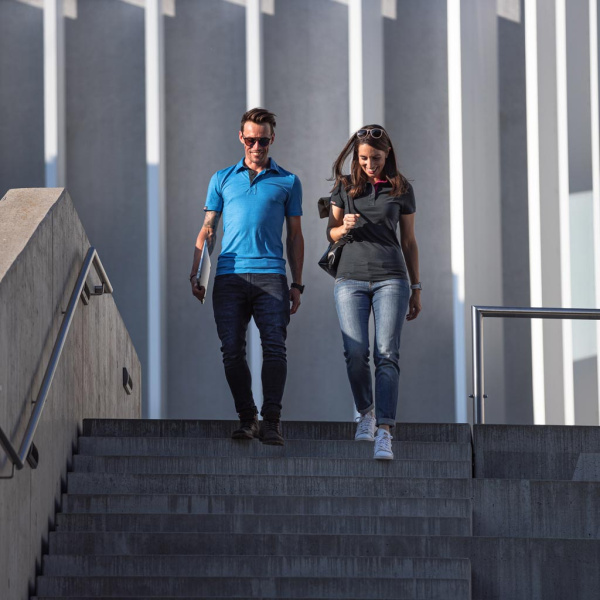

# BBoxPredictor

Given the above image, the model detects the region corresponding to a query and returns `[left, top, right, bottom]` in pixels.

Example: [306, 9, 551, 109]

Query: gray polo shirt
[330, 181, 416, 282]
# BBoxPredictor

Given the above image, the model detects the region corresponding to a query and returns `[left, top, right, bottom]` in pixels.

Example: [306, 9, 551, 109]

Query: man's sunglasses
[356, 128, 384, 140]
[242, 136, 271, 147]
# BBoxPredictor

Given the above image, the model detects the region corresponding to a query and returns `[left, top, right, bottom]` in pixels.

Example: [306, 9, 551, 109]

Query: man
[190, 108, 304, 446]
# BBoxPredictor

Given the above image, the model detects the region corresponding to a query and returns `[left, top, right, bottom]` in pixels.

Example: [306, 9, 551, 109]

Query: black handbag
[317, 187, 356, 278]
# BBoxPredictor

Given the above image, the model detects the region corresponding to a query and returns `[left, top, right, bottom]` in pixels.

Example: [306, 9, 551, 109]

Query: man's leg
[212, 275, 258, 436]
[251, 274, 290, 444]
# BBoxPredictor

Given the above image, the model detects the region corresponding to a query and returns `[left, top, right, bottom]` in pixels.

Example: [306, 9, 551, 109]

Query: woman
[327, 125, 421, 460]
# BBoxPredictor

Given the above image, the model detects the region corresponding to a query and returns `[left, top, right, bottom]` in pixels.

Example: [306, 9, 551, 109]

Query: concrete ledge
[0, 188, 141, 600]
[473, 478, 600, 539]
[474, 424, 600, 479]
[83, 419, 473, 443]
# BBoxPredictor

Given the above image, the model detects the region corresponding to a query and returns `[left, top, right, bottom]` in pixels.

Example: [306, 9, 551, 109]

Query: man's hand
[191, 279, 206, 303]
[289, 287, 301, 315]
[406, 291, 421, 321]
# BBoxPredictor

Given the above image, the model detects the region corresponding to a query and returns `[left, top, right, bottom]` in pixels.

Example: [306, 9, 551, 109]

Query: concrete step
[71, 455, 472, 479]
[45, 533, 600, 598]
[35, 575, 471, 598]
[48, 532, 475, 556]
[54, 513, 472, 536]
[60, 493, 472, 518]
[78, 436, 472, 461]
[83, 419, 472, 443]
[42, 555, 471, 579]
[66, 473, 473, 498]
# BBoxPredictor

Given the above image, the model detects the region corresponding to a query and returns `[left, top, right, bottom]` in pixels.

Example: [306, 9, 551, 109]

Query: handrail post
[472, 306, 485, 424]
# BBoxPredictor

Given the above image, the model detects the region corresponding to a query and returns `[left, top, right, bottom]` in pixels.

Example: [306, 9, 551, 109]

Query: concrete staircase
[33, 419, 474, 599]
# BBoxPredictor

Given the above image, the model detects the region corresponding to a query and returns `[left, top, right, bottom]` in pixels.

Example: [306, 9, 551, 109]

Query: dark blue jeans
[212, 273, 290, 421]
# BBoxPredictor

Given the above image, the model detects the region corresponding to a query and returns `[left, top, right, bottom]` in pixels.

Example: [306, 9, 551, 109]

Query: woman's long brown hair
[330, 124, 409, 198]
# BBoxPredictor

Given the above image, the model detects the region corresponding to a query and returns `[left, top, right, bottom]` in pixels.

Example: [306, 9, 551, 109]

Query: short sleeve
[204, 172, 223, 212]
[329, 182, 346, 210]
[285, 175, 303, 216]
[400, 183, 416, 215]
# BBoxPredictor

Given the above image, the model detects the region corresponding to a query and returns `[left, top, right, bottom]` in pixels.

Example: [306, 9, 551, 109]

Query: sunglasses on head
[242, 136, 271, 148]
[356, 128, 384, 140]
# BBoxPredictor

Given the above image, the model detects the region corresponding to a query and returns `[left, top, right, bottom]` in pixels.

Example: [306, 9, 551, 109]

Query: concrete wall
[0, 0, 597, 425]
[461, 0, 506, 424]
[385, 0, 455, 423]
[64, 0, 148, 415]
[498, 2, 533, 424]
[473, 478, 600, 538]
[263, 0, 351, 421]
[0, 188, 141, 600]
[164, 0, 246, 420]
[473, 424, 600, 479]
[0, 0, 44, 192]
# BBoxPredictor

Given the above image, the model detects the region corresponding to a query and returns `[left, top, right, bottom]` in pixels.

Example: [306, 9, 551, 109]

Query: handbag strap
[342, 183, 357, 242]
[344, 184, 357, 216]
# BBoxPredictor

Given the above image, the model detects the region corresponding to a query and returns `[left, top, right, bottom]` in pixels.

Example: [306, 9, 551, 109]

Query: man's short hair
[241, 108, 277, 134]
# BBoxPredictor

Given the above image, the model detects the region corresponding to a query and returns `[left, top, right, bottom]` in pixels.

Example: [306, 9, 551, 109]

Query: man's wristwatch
[410, 282, 422, 290]
[291, 283, 305, 294]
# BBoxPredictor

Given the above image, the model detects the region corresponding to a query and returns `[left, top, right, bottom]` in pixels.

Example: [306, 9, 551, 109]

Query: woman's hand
[406, 290, 421, 321]
[342, 213, 360, 235]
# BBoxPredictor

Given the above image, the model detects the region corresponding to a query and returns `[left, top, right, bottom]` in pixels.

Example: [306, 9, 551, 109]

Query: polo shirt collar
[235, 157, 281, 174]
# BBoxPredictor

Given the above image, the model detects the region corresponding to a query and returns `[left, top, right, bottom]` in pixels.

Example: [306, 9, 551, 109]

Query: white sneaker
[354, 412, 376, 441]
[374, 428, 394, 460]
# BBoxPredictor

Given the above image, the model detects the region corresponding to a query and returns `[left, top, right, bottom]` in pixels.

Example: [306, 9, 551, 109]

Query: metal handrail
[471, 305, 600, 424]
[0, 247, 112, 471]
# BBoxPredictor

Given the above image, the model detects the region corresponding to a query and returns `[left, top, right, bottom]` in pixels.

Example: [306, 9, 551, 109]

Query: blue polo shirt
[204, 157, 303, 276]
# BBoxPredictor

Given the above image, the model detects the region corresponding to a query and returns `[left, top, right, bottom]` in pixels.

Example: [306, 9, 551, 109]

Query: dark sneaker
[231, 416, 259, 440]
[259, 419, 284, 446]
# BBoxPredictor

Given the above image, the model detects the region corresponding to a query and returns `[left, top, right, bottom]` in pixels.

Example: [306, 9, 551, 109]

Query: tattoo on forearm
[202, 211, 221, 254]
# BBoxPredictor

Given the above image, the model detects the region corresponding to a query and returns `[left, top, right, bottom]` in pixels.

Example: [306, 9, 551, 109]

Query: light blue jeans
[334, 278, 410, 427]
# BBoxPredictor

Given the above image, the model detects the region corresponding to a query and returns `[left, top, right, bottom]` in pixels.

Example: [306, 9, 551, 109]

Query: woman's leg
[371, 279, 411, 429]
[334, 279, 374, 415]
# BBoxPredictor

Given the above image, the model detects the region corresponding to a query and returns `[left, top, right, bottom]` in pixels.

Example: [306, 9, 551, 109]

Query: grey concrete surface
[42, 417, 600, 599]
[42, 554, 470, 579]
[43, 531, 600, 599]
[498, 3, 533, 425]
[572, 453, 600, 480]
[0, 188, 141, 600]
[1, 0, 598, 426]
[40, 417, 474, 599]
[0, 1, 44, 195]
[35, 574, 471, 599]
[574, 356, 599, 425]
[54, 512, 471, 536]
[65, 472, 472, 498]
[77, 436, 472, 460]
[567, 0, 593, 194]
[473, 478, 600, 539]
[461, 0, 506, 425]
[473, 424, 600, 479]
[60, 493, 472, 518]
[537, 0, 573, 426]
[164, 0, 245, 420]
[385, 0, 456, 423]
[81, 418, 472, 442]
[262, 0, 351, 422]
[64, 0, 148, 413]
[70, 454, 472, 478]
